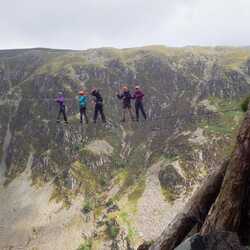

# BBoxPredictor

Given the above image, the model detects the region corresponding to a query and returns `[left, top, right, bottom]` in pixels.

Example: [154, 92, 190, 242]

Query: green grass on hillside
[77, 240, 92, 250]
[200, 97, 244, 136]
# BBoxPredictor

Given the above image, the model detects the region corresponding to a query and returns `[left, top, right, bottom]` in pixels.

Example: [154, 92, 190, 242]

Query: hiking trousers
[122, 106, 134, 122]
[93, 103, 106, 123]
[135, 101, 146, 121]
[80, 107, 88, 124]
[57, 105, 68, 122]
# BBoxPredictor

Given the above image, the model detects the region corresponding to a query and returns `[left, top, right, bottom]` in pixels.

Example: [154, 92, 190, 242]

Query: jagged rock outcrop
[140, 105, 250, 250]
[175, 231, 247, 250]
[201, 106, 250, 234]
[146, 160, 228, 250]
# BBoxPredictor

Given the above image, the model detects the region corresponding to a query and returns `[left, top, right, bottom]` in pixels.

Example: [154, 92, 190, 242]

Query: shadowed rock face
[158, 165, 185, 192]
[175, 232, 247, 250]
[175, 231, 247, 250]
[0, 46, 250, 249]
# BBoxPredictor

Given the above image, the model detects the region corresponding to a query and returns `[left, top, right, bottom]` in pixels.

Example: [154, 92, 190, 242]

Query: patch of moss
[160, 154, 179, 163]
[70, 161, 98, 195]
[111, 156, 127, 169]
[94, 205, 103, 219]
[113, 167, 144, 202]
[113, 169, 129, 186]
[77, 240, 92, 250]
[106, 218, 120, 239]
[98, 174, 109, 187]
[200, 97, 243, 136]
[82, 199, 94, 214]
[104, 175, 146, 246]
[117, 212, 138, 243]
[207, 96, 240, 112]
[80, 148, 98, 158]
[35, 54, 86, 75]
[49, 184, 73, 208]
[104, 173, 145, 244]
[128, 176, 146, 204]
[161, 187, 177, 204]
[179, 160, 197, 182]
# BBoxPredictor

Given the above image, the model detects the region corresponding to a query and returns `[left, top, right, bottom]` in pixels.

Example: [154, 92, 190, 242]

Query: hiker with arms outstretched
[117, 86, 134, 122]
[91, 88, 106, 123]
[79, 90, 89, 124]
[55, 91, 68, 123]
[132, 85, 147, 122]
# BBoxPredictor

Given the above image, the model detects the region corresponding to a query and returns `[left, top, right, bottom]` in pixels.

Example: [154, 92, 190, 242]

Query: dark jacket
[91, 90, 103, 104]
[132, 90, 144, 102]
[117, 91, 133, 107]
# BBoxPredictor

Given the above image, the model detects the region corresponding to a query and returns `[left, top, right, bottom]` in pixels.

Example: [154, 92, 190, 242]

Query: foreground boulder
[144, 160, 228, 250]
[175, 231, 247, 250]
[139, 106, 250, 250]
[138, 242, 153, 250]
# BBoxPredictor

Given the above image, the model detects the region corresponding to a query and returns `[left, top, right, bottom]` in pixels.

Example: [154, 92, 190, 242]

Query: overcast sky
[1, 0, 250, 50]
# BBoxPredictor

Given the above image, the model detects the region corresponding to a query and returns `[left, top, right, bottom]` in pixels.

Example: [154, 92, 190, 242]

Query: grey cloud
[0, 0, 249, 49]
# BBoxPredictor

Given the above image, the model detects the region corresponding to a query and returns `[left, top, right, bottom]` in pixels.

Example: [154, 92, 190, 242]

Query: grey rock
[107, 204, 120, 213]
[159, 164, 185, 191]
[175, 231, 247, 250]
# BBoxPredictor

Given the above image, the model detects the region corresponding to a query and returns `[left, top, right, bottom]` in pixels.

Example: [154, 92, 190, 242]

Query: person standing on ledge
[91, 88, 106, 123]
[55, 91, 68, 124]
[132, 85, 147, 122]
[117, 86, 135, 122]
[79, 90, 88, 124]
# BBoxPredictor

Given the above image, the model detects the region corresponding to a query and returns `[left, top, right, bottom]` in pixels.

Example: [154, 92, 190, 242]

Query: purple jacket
[56, 96, 65, 107]
[132, 90, 144, 102]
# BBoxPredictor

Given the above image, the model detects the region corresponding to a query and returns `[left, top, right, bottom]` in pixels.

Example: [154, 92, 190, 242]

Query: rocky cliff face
[0, 46, 249, 249]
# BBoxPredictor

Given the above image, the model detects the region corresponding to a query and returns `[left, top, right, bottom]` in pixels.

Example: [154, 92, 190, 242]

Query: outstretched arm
[117, 93, 123, 99]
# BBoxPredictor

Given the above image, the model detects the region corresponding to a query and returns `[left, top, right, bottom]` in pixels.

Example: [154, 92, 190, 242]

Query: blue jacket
[79, 95, 88, 108]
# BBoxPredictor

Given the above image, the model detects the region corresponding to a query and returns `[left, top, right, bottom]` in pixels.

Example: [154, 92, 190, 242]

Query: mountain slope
[0, 46, 250, 249]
